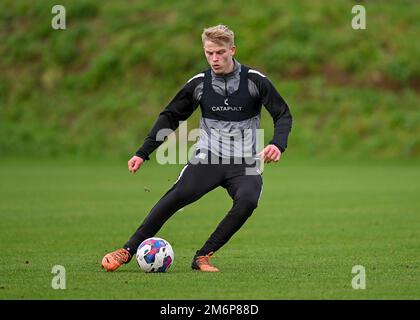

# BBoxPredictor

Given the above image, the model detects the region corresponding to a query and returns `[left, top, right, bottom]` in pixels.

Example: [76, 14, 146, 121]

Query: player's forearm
[270, 109, 293, 153]
[135, 113, 179, 160]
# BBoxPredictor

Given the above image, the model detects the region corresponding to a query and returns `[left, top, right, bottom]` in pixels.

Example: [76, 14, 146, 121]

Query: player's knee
[237, 195, 259, 212]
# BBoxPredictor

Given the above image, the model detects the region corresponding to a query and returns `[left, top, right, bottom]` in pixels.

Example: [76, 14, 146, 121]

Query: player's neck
[224, 59, 235, 75]
[216, 59, 235, 77]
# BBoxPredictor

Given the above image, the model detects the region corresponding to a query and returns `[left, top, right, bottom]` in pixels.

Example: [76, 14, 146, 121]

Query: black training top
[136, 59, 292, 160]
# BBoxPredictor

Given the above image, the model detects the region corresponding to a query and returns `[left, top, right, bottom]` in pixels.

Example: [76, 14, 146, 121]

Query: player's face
[203, 40, 236, 75]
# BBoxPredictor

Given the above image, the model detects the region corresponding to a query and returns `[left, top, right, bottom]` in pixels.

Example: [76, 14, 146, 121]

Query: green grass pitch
[0, 157, 419, 299]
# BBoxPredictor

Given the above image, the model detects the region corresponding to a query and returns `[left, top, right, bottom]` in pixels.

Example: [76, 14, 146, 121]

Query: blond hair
[201, 24, 235, 47]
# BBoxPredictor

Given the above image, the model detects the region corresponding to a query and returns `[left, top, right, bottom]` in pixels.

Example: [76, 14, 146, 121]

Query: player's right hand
[128, 155, 144, 174]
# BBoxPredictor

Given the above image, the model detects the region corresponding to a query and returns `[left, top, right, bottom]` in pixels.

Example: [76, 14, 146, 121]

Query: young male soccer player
[102, 25, 292, 272]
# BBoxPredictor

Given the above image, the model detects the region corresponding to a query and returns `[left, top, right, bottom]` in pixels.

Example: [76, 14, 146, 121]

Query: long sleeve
[249, 72, 292, 152]
[135, 79, 201, 160]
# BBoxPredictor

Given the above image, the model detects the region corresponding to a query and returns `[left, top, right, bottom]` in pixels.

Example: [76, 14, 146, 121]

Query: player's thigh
[225, 174, 263, 203]
[171, 162, 222, 199]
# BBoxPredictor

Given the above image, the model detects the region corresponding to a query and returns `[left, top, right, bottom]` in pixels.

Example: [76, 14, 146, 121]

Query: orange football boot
[191, 252, 219, 272]
[102, 248, 131, 272]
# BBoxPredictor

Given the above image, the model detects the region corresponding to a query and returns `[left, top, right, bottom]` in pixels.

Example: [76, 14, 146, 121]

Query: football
[136, 237, 174, 272]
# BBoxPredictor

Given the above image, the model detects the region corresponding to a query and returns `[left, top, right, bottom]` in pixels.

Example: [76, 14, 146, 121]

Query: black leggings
[124, 154, 263, 256]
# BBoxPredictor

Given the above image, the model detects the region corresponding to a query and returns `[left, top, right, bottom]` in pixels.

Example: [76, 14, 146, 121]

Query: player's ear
[230, 45, 236, 56]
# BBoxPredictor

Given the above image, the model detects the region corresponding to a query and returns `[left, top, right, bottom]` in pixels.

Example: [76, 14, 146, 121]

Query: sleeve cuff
[135, 150, 150, 161]
[268, 141, 285, 153]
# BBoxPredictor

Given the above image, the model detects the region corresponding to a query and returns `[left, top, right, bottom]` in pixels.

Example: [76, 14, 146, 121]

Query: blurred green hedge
[1, 0, 419, 159]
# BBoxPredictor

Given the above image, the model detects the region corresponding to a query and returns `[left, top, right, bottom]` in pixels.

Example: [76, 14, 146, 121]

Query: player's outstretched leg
[102, 158, 223, 272]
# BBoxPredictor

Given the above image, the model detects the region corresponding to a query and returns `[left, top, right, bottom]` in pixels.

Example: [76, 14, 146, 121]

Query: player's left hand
[258, 144, 281, 163]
